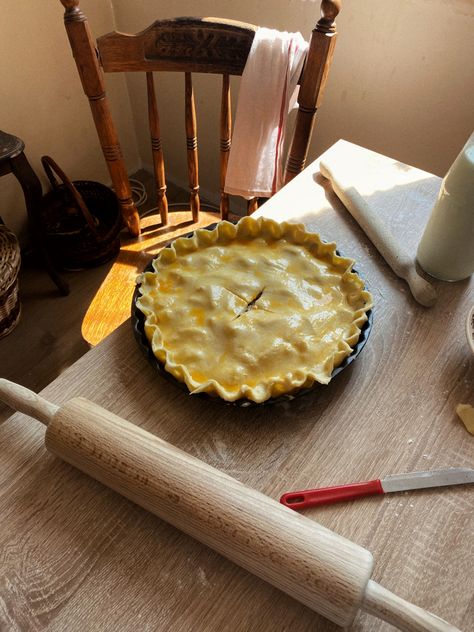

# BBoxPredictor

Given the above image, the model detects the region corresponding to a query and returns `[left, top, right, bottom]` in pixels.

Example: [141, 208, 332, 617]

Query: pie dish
[135, 217, 373, 404]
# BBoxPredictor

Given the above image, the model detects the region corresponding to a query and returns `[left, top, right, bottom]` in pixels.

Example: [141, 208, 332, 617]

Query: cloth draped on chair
[224, 28, 308, 200]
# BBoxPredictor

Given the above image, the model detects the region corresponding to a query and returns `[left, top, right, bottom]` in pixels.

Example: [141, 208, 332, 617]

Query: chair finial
[317, 0, 341, 34]
[60, 0, 86, 23]
[60, 0, 80, 8]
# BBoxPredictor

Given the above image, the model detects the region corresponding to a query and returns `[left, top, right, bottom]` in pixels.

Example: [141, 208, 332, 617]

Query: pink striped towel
[224, 28, 308, 199]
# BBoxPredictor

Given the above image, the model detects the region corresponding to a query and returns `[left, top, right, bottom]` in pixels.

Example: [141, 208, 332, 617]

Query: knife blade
[279, 467, 474, 510]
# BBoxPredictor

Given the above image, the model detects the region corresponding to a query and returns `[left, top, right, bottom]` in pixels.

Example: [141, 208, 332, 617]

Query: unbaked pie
[136, 217, 372, 403]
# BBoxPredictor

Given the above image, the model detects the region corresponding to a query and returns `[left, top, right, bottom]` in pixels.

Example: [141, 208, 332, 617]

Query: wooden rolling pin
[319, 159, 437, 307]
[0, 379, 459, 632]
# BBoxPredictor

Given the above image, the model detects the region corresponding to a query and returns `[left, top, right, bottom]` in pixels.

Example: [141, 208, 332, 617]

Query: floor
[0, 171, 221, 422]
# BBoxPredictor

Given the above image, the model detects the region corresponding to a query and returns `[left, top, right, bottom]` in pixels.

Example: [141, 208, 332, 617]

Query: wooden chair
[59, 0, 341, 345]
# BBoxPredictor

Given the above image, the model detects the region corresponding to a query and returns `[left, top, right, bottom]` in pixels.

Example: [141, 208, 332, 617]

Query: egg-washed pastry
[136, 216, 373, 403]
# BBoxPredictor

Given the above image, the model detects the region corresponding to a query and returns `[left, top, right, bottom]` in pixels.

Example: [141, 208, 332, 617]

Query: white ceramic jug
[417, 132, 474, 281]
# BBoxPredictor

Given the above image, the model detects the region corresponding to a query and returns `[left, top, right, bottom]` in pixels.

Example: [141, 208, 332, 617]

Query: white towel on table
[224, 28, 308, 199]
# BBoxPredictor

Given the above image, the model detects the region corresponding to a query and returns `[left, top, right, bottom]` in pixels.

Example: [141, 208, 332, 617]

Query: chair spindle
[146, 72, 169, 226]
[219, 74, 231, 220]
[184, 73, 200, 222]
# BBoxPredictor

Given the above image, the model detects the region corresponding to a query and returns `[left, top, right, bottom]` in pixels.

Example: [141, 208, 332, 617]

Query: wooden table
[1, 141, 473, 631]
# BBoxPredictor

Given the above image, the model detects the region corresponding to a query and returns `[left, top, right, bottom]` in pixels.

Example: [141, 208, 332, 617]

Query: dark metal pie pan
[131, 224, 373, 407]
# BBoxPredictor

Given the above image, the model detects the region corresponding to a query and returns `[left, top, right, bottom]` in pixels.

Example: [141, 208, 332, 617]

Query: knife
[280, 468, 474, 510]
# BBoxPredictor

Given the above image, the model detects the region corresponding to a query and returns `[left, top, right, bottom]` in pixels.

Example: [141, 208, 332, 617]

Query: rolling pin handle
[362, 580, 461, 632]
[406, 267, 438, 307]
[0, 378, 58, 425]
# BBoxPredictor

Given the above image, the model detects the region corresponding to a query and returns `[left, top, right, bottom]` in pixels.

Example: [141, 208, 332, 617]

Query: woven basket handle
[41, 156, 100, 237]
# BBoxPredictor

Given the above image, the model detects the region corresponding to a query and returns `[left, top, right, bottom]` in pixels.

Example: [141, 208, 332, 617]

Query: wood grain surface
[1, 142, 473, 631]
[42, 397, 373, 628]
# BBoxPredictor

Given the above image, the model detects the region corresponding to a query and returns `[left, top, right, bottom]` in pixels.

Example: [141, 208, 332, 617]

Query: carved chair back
[59, 1, 341, 237]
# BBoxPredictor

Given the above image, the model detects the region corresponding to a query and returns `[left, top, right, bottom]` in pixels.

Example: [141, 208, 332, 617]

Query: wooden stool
[0, 130, 69, 295]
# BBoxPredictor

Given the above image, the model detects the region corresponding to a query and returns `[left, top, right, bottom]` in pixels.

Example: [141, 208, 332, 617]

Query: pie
[136, 216, 372, 403]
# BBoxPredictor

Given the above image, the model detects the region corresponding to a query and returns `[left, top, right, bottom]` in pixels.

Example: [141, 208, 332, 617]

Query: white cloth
[224, 28, 308, 199]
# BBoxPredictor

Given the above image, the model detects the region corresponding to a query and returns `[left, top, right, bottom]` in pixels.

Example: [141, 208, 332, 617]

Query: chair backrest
[59, 1, 341, 237]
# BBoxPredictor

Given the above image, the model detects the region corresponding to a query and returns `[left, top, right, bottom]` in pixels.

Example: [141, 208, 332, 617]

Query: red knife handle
[280, 479, 384, 510]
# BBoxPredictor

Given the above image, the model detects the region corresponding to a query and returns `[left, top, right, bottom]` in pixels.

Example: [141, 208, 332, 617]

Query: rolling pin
[319, 159, 437, 307]
[0, 378, 459, 632]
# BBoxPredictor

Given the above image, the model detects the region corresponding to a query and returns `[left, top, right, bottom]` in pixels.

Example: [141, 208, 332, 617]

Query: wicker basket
[39, 156, 122, 270]
[0, 224, 21, 338]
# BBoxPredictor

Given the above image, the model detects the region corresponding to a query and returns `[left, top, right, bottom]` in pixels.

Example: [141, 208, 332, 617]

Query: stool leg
[10, 153, 70, 296]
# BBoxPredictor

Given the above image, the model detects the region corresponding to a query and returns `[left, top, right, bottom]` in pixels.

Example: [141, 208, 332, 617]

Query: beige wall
[1, 0, 472, 242]
[0, 0, 140, 243]
[112, 0, 474, 204]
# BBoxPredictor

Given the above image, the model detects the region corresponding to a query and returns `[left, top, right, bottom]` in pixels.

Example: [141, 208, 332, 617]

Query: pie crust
[136, 217, 372, 403]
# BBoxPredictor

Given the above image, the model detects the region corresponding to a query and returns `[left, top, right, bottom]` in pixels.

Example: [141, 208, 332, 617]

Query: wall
[0, 0, 140, 244]
[111, 0, 474, 204]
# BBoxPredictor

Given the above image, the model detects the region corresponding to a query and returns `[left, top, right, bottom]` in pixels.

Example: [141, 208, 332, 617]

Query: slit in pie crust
[136, 217, 373, 403]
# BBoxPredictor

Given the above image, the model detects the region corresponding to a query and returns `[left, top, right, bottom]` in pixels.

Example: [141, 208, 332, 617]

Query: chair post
[284, 0, 341, 184]
[59, 0, 140, 237]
